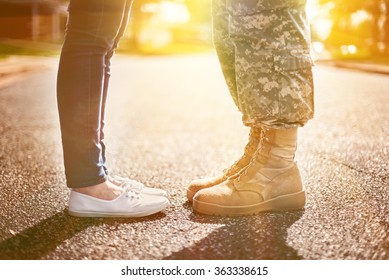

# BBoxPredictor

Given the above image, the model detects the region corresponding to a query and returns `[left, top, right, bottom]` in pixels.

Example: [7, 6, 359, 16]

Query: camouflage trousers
[213, 0, 314, 128]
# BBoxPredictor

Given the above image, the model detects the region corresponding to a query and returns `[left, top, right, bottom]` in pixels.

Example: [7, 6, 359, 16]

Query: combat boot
[192, 127, 305, 216]
[186, 127, 262, 201]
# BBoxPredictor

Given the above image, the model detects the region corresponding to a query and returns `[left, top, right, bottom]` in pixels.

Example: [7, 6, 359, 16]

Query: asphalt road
[0, 53, 388, 260]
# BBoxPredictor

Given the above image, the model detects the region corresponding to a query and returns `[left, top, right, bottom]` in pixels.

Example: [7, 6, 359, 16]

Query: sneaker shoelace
[112, 176, 144, 198]
[123, 185, 141, 200]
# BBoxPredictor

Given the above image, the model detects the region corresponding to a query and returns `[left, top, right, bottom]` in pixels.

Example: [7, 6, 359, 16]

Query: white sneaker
[68, 185, 169, 218]
[109, 175, 167, 197]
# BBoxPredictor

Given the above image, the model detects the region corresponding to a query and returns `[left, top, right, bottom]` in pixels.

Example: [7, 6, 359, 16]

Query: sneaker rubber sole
[68, 200, 169, 218]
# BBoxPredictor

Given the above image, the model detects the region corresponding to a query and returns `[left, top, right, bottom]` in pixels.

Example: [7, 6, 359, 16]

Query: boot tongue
[234, 127, 299, 188]
[261, 127, 297, 161]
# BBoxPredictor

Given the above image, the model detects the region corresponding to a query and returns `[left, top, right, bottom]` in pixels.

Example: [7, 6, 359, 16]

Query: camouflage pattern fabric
[213, 0, 314, 128]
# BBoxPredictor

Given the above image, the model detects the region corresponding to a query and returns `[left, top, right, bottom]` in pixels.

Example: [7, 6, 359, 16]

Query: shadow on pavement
[165, 203, 304, 260]
[0, 210, 166, 260]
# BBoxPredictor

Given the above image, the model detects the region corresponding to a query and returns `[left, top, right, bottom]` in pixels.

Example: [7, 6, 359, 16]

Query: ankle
[72, 180, 121, 201]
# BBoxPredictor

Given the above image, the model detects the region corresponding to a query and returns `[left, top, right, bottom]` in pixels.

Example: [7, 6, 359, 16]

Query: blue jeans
[57, 0, 133, 188]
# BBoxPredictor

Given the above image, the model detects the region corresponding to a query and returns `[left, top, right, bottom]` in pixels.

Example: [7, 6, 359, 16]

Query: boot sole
[193, 191, 305, 216]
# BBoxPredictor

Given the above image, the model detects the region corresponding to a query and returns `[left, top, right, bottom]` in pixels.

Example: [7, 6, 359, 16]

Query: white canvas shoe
[109, 175, 167, 197]
[68, 184, 169, 218]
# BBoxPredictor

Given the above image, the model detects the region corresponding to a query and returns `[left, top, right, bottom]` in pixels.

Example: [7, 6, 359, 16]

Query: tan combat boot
[186, 127, 262, 202]
[192, 127, 305, 216]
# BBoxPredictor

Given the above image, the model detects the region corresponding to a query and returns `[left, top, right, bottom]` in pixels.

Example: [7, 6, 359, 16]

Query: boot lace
[236, 127, 267, 182]
[222, 127, 262, 178]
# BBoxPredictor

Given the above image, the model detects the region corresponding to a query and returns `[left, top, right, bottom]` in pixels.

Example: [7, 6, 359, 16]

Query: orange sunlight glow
[307, 0, 334, 40]
[142, 1, 190, 24]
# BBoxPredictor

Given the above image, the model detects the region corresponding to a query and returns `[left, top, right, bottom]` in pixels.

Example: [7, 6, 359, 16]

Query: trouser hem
[242, 114, 312, 129]
[68, 175, 107, 189]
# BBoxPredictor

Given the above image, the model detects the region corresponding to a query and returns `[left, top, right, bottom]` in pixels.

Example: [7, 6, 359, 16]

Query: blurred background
[1, 1, 388, 261]
[0, 0, 389, 59]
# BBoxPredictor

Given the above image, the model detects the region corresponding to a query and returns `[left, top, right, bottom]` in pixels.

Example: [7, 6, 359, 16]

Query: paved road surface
[0, 53, 388, 259]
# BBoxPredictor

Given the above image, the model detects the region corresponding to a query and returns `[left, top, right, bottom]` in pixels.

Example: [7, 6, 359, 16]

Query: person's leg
[186, 0, 262, 201]
[227, 0, 314, 128]
[100, 0, 133, 175]
[97, 1, 166, 199]
[57, 0, 129, 190]
[192, 0, 314, 215]
[57, 0, 169, 216]
[212, 0, 238, 108]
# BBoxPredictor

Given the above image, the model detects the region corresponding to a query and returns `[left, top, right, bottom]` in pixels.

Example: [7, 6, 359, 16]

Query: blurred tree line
[3, 0, 389, 57]
[131, 0, 211, 22]
[318, 0, 389, 57]
[127, 0, 211, 52]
